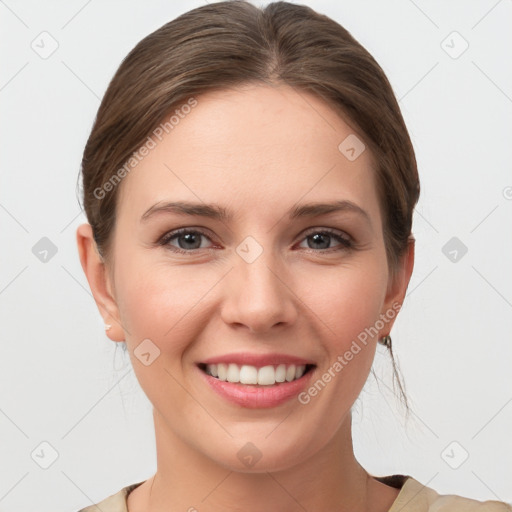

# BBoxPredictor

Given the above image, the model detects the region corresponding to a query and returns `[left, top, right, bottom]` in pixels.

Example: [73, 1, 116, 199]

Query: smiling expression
[99, 82, 406, 472]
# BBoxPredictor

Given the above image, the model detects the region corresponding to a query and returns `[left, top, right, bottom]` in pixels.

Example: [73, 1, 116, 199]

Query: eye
[158, 227, 354, 255]
[297, 228, 353, 252]
[158, 228, 215, 254]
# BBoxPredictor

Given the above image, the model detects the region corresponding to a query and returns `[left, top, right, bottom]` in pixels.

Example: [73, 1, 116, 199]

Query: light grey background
[1, 0, 511, 510]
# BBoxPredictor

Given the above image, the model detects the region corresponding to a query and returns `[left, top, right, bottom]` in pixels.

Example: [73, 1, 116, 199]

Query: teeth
[275, 364, 286, 382]
[226, 363, 239, 383]
[205, 363, 308, 385]
[240, 365, 258, 384]
[257, 365, 275, 385]
[217, 363, 227, 381]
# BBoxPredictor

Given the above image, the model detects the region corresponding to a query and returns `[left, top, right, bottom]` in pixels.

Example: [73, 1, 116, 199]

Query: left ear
[379, 236, 415, 334]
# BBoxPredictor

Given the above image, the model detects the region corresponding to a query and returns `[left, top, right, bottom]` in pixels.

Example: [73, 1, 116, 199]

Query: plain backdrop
[1, 0, 511, 510]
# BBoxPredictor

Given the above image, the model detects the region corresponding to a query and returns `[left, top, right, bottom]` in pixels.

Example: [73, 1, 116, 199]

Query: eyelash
[157, 227, 354, 255]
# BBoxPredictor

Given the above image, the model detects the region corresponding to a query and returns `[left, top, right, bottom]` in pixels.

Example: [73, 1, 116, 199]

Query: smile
[201, 363, 312, 385]
[196, 354, 317, 409]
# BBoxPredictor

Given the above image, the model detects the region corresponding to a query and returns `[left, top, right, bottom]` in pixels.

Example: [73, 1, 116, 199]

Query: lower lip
[197, 366, 314, 409]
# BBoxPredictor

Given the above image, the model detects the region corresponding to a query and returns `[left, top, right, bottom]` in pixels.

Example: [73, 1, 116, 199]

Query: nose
[220, 249, 298, 335]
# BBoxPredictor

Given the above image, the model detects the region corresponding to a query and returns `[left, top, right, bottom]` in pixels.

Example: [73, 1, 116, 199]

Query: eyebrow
[140, 200, 372, 226]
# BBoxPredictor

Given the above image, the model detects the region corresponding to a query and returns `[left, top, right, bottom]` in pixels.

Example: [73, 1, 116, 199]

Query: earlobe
[76, 223, 125, 342]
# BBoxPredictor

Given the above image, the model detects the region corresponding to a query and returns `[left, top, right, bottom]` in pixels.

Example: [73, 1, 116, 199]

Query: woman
[75, 1, 511, 510]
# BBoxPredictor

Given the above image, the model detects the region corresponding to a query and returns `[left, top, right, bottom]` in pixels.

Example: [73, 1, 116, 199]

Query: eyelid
[157, 227, 217, 248]
[296, 227, 354, 252]
[300, 226, 352, 242]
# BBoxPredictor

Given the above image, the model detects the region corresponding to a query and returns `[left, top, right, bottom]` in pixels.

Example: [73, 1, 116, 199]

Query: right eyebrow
[141, 201, 230, 223]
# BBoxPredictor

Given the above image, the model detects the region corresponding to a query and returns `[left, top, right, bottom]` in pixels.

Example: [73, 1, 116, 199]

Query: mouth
[197, 362, 316, 386]
[196, 355, 317, 409]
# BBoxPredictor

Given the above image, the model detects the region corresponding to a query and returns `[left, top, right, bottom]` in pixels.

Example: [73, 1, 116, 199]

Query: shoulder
[388, 475, 512, 512]
[76, 481, 145, 512]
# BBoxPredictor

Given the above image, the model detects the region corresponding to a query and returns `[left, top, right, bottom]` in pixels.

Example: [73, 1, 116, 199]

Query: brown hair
[79, 0, 419, 415]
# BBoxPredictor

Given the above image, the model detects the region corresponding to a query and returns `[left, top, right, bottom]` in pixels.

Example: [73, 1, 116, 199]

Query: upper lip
[199, 352, 316, 368]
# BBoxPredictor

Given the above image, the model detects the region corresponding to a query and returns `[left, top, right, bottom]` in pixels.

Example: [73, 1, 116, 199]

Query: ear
[379, 236, 415, 336]
[76, 223, 125, 342]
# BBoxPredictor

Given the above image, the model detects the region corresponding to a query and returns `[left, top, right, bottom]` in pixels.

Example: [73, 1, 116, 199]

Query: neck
[137, 410, 378, 512]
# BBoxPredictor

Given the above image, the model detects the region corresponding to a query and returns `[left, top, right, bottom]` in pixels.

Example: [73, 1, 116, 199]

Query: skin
[77, 83, 414, 512]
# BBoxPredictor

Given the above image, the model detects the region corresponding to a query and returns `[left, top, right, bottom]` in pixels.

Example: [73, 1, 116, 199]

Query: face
[95, 83, 408, 472]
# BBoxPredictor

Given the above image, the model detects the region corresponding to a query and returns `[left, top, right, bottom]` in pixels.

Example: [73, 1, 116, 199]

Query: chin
[201, 427, 321, 475]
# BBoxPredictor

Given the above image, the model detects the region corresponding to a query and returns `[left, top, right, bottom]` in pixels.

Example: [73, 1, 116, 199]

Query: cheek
[300, 262, 386, 345]
[114, 261, 214, 414]
[114, 257, 217, 356]
[296, 259, 387, 394]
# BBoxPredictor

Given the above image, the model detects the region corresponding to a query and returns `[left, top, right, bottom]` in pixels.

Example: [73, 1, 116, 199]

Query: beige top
[77, 474, 512, 511]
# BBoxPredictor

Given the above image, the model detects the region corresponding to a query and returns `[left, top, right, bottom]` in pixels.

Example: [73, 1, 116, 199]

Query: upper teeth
[206, 363, 307, 385]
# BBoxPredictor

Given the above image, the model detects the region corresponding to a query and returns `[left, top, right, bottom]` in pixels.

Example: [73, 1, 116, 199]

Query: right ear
[76, 223, 125, 342]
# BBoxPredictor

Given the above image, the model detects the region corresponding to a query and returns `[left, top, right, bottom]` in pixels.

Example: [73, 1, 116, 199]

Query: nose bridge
[223, 237, 297, 332]
[241, 250, 283, 301]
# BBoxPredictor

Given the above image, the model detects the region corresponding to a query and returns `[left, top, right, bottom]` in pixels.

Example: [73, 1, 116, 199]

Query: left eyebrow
[140, 199, 372, 228]
[289, 200, 371, 227]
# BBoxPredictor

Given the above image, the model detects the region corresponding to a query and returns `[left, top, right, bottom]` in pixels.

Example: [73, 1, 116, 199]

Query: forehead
[116, 83, 381, 227]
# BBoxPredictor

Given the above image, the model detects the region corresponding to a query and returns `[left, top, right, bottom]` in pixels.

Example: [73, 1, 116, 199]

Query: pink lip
[200, 352, 315, 368]
[196, 364, 315, 409]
